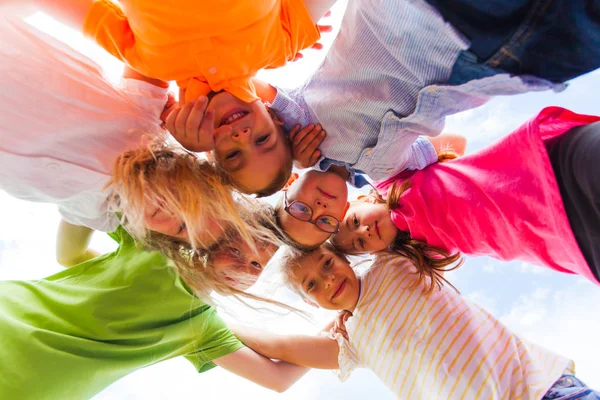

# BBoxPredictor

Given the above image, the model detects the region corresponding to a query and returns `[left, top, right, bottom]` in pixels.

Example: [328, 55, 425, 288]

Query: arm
[302, 0, 338, 24]
[231, 324, 340, 370]
[213, 347, 309, 393]
[56, 219, 99, 267]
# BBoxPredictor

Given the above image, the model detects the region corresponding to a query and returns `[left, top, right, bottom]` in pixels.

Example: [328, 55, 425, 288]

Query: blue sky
[1, 5, 599, 399]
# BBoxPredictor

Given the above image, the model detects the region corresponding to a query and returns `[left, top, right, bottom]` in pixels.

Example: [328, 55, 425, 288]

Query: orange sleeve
[280, 0, 321, 59]
[82, 0, 135, 64]
[179, 78, 258, 104]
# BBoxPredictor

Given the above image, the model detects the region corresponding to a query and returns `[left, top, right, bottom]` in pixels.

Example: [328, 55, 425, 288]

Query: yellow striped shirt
[332, 252, 572, 399]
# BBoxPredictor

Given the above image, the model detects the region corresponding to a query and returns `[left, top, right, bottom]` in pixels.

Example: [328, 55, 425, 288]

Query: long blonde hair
[107, 140, 252, 250]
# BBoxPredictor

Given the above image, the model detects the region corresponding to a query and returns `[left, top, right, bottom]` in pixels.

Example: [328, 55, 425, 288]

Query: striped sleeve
[326, 332, 362, 382]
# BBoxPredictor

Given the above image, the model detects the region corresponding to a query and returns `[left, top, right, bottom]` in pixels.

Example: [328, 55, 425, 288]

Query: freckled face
[291, 247, 360, 311]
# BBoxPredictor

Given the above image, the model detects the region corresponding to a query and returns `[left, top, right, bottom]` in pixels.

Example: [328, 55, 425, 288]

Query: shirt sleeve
[404, 136, 439, 170]
[324, 332, 362, 382]
[269, 87, 315, 131]
[119, 78, 169, 122]
[83, 0, 136, 64]
[183, 308, 245, 373]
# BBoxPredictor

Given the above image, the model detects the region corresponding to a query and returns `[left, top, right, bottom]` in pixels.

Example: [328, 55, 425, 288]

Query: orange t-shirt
[83, 0, 320, 103]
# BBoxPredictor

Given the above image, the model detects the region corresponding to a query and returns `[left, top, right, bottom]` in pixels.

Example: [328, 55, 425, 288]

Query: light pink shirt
[0, 19, 168, 231]
[375, 107, 600, 285]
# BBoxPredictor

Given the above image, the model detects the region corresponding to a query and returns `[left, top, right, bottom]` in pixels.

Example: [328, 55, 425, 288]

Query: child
[233, 245, 600, 399]
[0, 223, 307, 399]
[332, 107, 600, 286]
[0, 17, 248, 250]
[166, 0, 598, 197]
[20, 0, 333, 103]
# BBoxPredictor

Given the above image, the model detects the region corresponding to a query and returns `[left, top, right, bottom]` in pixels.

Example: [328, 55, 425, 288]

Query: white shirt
[331, 252, 572, 399]
[0, 19, 168, 231]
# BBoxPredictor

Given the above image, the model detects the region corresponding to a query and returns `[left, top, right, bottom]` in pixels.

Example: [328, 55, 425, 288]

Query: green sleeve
[183, 307, 245, 373]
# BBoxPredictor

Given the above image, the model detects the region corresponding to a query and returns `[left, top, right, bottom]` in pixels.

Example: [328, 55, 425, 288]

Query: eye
[226, 150, 240, 160]
[307, 280, 315, 291]
[230, 247, 242, 256]
[353, 215, 359, 228]
[323, 257, 333, 270]
[357, 238, 365, 249]
[250, 261, 261, 269]
[177, 222, 187, 235]
[255, 134, 270, 145]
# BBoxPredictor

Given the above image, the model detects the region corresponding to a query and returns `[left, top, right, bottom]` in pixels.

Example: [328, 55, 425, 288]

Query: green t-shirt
[0, 228, 244, 399]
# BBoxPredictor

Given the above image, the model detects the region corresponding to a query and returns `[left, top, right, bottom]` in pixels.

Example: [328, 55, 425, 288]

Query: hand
[160, 92, 177, 128]
[329, 310, 352, 340]
[165, 96, 232, 153]
[291, 22, 333, 61]
[290, 123, 326, 169]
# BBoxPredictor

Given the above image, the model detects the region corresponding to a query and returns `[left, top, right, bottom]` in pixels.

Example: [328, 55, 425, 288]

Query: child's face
[208, 92, 292, 194]
[209, 238, 278, 291]
[278, 170, 350, 247]
[290, 246, 360, 311]
[144, 203, 225, 247]
[332, 200, 398, 253]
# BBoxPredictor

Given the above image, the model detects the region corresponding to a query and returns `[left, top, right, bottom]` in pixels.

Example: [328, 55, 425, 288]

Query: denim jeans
[543, 375, 600, 400]
[429, 0, 600, 83]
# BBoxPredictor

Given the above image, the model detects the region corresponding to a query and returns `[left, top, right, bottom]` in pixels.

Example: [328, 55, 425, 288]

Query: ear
[282, 172, 300, 190]
[339, 201, 351, 221]
[356, 194, 378, 204]
[303, 298, 319, 308]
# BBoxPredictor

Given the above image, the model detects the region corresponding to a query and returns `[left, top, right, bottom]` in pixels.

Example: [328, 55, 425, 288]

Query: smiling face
[278, 170, 350, 247]
[209, 237, 278, 291]
[289, 246, 360, 311]
[208, 92, 292, 195]
[332, 199, 398, 254]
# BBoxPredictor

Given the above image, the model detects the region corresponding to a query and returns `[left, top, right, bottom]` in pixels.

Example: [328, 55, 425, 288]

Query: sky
[1, 4, 600, 399]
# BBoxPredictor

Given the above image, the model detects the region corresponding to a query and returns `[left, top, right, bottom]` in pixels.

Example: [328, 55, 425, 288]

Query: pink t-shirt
[375, 107, 600, 285]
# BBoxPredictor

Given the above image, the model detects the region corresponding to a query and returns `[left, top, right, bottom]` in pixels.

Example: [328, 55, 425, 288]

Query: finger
[324, 11, 332, 17]
[178, 87, 187, 104]
[317, 24, 333, 33]
[292, 52, 304, 62]
[165, 106, 182, 134]
[296, 125, 323, 154]
[306, 150, 321, 167]
[302, 127, 326, 156]
[174, 100, 196, 138]
[311, 42, 324, 50]
[185, 96, 209, 137]
[288, 124, 302, 141]
[291, 124, 315, 148]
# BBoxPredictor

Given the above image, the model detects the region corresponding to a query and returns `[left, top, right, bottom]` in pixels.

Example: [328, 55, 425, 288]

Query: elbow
[270, 382, 292, 393]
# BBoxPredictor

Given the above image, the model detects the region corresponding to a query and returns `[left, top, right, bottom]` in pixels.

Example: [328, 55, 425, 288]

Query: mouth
[219, 109, 249, 127]
[317, 187, 336, 200]
[374, 221, 381, 239]
[331, 279, 346, 300]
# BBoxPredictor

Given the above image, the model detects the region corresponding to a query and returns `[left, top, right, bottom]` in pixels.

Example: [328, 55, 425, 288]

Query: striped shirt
[332, 252, 572, 399]
[271, 0, 559, 185]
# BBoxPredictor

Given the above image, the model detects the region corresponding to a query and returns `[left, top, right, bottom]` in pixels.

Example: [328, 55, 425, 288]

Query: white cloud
[519, 262, 550, 275]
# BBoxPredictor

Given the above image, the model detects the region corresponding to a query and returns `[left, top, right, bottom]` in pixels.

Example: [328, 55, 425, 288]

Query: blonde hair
[107, 140, 252, 250]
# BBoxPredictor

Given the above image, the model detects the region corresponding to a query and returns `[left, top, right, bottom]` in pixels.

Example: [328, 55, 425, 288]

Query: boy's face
[332, 200, 398, 253]
[290, 247, 360, 311]
[208, 92, 291, 194]
[278, 170, 350, 247]
[210, 238, 278, 291]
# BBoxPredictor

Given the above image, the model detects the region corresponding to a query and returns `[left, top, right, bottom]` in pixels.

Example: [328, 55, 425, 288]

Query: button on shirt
[83, 0, 320, 104]
[270, 0, 560, 185]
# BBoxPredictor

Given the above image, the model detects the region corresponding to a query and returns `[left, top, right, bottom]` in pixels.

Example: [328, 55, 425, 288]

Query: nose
[359, 224, 372, 238]
[323, 273, 335, 288]
[231, 127, 251, 140]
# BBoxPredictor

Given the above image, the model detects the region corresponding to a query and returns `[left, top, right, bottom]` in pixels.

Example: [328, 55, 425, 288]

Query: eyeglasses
[283, 191, 340, 234]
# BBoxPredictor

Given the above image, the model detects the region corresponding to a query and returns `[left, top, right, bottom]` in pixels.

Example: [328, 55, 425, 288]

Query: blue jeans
[543, 375, 600, 400]
[429, 0, 600, 83]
